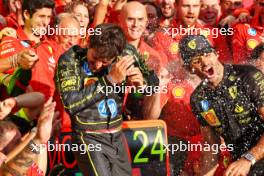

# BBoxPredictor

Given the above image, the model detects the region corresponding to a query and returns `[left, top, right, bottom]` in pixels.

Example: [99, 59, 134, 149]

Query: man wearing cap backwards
[179, 35, 264, 176]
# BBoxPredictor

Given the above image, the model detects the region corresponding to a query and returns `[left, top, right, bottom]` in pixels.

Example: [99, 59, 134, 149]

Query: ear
[23, 10, 30, 21]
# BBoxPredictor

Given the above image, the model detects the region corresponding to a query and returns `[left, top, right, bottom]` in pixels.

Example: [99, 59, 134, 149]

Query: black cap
[179, 35, 215, 66]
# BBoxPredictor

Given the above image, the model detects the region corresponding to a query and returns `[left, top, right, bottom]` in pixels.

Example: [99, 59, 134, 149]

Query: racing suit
[55, 45, 131, 176]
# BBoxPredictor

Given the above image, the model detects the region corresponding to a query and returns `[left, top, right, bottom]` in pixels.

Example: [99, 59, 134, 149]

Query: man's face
[190, 52, 223, 85]
[26, 8, 53, 36]
[73, 4, 89, 30]
[120, 6, 147, 41]
[145, 4, 158, 31]
[8, 0, 18, 13]
[87, 48, 115, 73]
[221, 0, 243, 15]
[56, 20, 81, 50]
[161, 0, 176, 18]
[199, 0, 220, 26]
[177, 0, 201, 27]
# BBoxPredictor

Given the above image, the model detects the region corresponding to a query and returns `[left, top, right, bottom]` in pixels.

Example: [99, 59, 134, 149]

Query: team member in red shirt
[199, 0, 233, 63]
[143, 61, 203, 175]
[232, 0, 264, 64]
[119, 1, 168, 119]
[158, 0, 177, 28]
[199, 0, 221, 27]
[152, 0, 230, 64]
[119, 1, 167, 72]
[0, 0, 56, 100]
[4, 0, 24, 29]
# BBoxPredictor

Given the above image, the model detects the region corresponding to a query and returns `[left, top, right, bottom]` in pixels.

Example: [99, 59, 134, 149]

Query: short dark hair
[22, 0, 55, 19]
[89, 23, 126, 60]
[250, 43, 264, 61]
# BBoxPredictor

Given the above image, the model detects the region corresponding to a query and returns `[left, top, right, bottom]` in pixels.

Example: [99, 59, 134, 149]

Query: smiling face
[161, 0, 176, 18]
[199, 0, 220, 26]
[24, 7, 53, 36]
[190, 52, 224, 87]
[221, 0, 243, 15]
[120, 2, 147, 42]
[177, 0, 201, 27]
[56, 17, 81, 50]
[73, 4, 89, 29]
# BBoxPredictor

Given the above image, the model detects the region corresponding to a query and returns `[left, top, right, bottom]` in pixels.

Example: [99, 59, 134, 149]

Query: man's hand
[18, 49, 39, 69]
[0, 27, 17, 39]
[238, 12, 252, 23]
[0, 98, 16, 120]
[219, 15, 236, 27]
[127, 67, 144, 87]
[224, 158, 251, 176]
[108, 55, 134, 84]
[35, 98, 56, 144]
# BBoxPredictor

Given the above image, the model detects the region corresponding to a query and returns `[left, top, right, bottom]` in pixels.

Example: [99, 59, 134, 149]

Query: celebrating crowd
[0, 0, 263, 175]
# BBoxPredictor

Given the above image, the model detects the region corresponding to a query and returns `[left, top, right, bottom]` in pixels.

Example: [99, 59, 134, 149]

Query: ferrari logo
[228, 75, 236, 82]
[201, 109, 221, 127]
[228, 86, 238, 99]
[188, 39, 196, 50]
[234, 104, 244, 113]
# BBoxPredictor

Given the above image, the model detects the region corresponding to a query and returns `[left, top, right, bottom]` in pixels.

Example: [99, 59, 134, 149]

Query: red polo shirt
[0, 27, 59, 100]
[138, 39, 167, 73]
[5, 13, 19, 29]
[232, 15, 263, 64]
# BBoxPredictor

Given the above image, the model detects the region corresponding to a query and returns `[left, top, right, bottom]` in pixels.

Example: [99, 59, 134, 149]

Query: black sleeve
[243, 68, 264, 109]
[55, 47, 114, 116]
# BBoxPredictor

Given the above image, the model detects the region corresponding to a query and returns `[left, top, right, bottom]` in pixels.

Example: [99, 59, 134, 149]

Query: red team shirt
[0, 27, 59, 100]
[232, 15, 263, 64]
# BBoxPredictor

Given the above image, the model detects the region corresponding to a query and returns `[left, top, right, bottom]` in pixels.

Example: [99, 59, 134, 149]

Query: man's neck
[128, 38, 140, 49]
[23, 26, 41, 43]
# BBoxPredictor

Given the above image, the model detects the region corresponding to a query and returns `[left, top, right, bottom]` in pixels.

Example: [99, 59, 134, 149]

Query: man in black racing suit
[55, 23, 159, 176]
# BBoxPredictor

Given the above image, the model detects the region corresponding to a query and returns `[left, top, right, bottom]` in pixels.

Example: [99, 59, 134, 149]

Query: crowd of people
[0, 0, 263, 175]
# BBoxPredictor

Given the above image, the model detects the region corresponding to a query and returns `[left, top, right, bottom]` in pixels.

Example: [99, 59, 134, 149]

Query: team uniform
[0, 27, 58, 100]
[55, 45, 131, 176]
[191, 64, 264, 175]
[161, 80, 202, 175]
[232, 15, 263, 64]
[5, 13, 19, 29]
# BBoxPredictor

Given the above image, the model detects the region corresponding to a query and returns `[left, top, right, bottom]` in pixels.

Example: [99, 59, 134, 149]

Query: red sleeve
[232, 24, 248, 64]
[5, 13, 19, 29]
